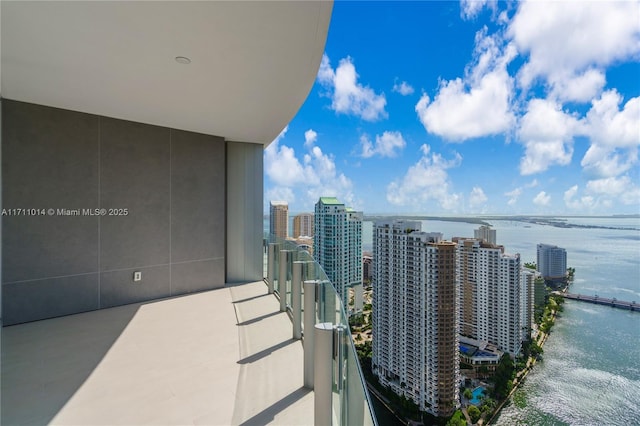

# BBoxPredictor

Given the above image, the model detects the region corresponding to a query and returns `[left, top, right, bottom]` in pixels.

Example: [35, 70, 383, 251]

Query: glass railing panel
[263, 232, 377, 426]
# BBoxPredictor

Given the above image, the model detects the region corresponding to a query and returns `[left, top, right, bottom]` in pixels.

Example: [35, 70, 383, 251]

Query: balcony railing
[263, 234, 377, 426]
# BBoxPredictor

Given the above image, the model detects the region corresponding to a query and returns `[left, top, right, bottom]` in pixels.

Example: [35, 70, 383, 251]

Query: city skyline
[264, 1, 640, 215]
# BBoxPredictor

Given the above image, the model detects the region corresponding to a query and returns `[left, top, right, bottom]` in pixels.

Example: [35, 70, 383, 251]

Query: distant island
[363, 215, 490, 226]
[362, 215, 639, 231]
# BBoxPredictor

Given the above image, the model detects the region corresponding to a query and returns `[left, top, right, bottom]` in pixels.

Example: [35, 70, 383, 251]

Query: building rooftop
[1, 281, 313, 425]
[318, 197, 342, 205]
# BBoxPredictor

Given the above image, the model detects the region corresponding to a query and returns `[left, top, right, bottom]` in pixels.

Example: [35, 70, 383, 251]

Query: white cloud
[586, 176, 636, 199]
[469, 186, 488, 208]
[392, 80, 414, 96]
[460, 0, 498, 20]
[549, 69, 606, 103]
[265, 186, 296, 205]
[563, 176, 640, 208]
[505, 187, 522, 206]
[386, 144, 462, 210]
[317, 54, 335, 85]
[533, 191, 551, 206]
[415, 29, 515, 141]
[360, 131, 406, 158]
[509, 1, 640, 100]
[304, 129, 318, 149]
[317, 54, 387, 121]
[563, 185, 596, 210]
[517, 98, 581, 175]
[264, 126, 305, 187]
[581, 91, 640, 178]
[504, 179, 537, 206]
[264, 127, 355, 209]
[525, 179, 539, 189]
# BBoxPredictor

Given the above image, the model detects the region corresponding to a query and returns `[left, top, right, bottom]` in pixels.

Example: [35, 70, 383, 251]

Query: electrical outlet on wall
[133, 271, 142, 282]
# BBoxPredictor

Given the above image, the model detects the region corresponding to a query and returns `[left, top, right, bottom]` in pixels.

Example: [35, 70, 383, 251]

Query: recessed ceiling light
[175, 56, 191, 65]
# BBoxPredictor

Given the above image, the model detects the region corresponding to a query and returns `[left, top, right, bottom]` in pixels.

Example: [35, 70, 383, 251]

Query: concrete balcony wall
[226, 141, 263, 283]
[1, 99, 226, 325]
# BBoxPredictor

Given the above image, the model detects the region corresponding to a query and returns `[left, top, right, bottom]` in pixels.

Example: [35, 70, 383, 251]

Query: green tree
[480, 397, 496, 416]
[530, 342, 543, 358]
[468, 405, 481, 423]
[463, 388, 473, 400]
[446, 410, 466, 426]
[492, 354, 515, 399]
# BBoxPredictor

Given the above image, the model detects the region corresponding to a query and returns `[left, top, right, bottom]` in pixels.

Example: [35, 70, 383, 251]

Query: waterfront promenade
[556, 292, 639, 311]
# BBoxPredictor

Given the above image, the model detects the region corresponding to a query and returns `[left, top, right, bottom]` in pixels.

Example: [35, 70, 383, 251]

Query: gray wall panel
[2, 275, 99, 325]
[2, 101, 230, 325]
[100, 118, 170, 271]
[2, 100, 99, 283]
[100, 266, 170, 309]
[171, 259, 224, 295]
[171, 130, 224, 263]
[226, 142, 262, 283]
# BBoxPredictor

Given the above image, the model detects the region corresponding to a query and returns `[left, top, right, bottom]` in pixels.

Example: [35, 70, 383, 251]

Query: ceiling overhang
[1, 1, 333, 145]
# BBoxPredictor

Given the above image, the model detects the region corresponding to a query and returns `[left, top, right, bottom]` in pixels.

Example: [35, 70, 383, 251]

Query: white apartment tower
[474, 225, 496, 245]
[520, 268, 540, 340]
[456, 238, 525, 356]
[372, 220, 459, 418]
[314, 197, 362, 309]
[270, 201, 289, 239]
[293, 213, 314, 238]
[537, 243, 567, 280]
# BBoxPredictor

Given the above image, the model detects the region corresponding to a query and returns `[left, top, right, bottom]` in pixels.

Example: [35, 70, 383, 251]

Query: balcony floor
[1, 281, 312, 425]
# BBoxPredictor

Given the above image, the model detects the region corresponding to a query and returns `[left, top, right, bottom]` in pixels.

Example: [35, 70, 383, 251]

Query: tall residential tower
[269, 201, 289, 239]
[314, 197, 362, 310]
[456, 238, 525, 356]
[293, 213, 314, 238]
[474, 225, 497, 245]
[372, 220, 459, 417]
[537, 243, 567, 280]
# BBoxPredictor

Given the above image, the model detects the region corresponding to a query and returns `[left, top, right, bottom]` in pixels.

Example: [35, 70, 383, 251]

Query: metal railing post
[304, 279, 319, 389]
[267, 243, 279, 294]
[278, 249, 291, 312]
[314, 322, 334, 426]
[292, 261, 309, 340]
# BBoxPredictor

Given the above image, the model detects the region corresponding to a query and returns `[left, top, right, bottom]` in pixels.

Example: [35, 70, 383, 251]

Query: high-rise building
[537, 243, 567, 280]
[314, 197, 362, 310]
[270, 201, 289, 239]
[293, 213, 314, 237]
[372, 220, 459, 418]
[456, 238, 524, 356]
[362, 253, 373, 284]
[474, 225, 496, 245]
[520, 268, 540, 340]
[533, 275, 547, 307]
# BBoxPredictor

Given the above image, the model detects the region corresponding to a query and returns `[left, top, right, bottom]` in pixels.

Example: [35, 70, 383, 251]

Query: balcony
[2, 281, 312, 425]
[1, 238, 376, 426]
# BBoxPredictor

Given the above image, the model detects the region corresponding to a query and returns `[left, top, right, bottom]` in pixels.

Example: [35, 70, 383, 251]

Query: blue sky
[264, 1, 640, 215]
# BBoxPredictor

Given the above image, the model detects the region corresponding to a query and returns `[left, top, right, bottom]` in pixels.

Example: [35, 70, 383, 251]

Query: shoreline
[486, 300, 560, 425]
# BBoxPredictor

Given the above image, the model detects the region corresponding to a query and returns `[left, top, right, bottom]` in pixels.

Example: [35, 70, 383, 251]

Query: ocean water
[363, 217, 640, 425]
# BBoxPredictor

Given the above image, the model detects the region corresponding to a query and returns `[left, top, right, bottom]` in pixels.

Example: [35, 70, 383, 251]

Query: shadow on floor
[238, 387, 311, 426]
[1, 302, 141, 425]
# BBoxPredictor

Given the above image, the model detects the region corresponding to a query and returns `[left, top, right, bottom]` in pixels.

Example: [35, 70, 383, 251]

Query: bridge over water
[556, 292, 639, 311]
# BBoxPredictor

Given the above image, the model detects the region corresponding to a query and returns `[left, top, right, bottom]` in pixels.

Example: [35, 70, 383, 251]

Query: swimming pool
[469, 386, 486, 405]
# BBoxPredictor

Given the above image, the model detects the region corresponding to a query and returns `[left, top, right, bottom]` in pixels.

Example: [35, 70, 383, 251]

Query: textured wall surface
[2, 100, 226, 325]
[226, 141, 263, 283]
